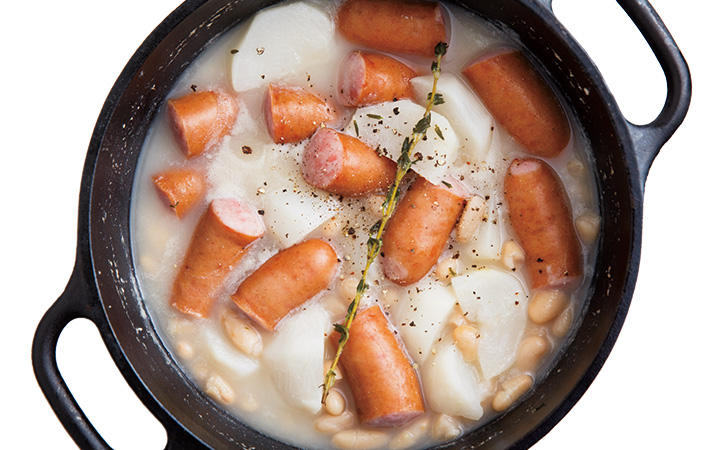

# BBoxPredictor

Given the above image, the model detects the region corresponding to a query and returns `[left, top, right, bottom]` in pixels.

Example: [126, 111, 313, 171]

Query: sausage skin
[337, 0, 446, 57]
[302, 127, 397, 196]
[462, 50, 570, 158]
[264, 84, 334, 144]
[231, 239, 338, 330]
[382, 176, 467, 285]
[170, 198, 265, 317]
[338, 51, 417, 107]
[335, 305, 424, 427]
[152, 168, 205, 218]
[167, 90, 239, 158]
[504, 158, 582, 289]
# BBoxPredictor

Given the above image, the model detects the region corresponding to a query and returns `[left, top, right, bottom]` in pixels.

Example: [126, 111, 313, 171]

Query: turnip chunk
[345, 100, 459, 185]
[230, 2, 334, 92]
[262, 304, 331, 414]
[422, 343, 491, 420]
[263, 179, 341, 248]
[203, 324, 259, 378]
[411, 74, 493, 161]
[464, 196, 503, 263]
[451, 267, 528, 379]
[391, 281, 456, 364]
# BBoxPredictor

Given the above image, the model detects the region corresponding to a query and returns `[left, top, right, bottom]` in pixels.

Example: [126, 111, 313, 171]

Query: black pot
[32, 0, 691, 449]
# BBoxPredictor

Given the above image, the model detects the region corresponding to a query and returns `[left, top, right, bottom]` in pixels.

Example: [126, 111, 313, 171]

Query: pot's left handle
[32, 263, 114, 450]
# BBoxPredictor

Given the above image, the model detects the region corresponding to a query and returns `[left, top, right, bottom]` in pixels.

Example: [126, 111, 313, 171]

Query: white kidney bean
[236, 388, 259, 412]
[332, 429, 389, 450]
[431, 414, 463, 441]
[222, 311, 262, 357]
[501, 239, 525, 271]
[315, 411, 355, 434]
[452, 325, 479, 362]
[205, 374, 235, 404]
[516, 335, 549, 371]
[341, 276, 361, 302]
[528, 290, 569, 324]
[447, 306, 470, 328]
[575, 212, 601, 243]
[389, 417, 430, 450]
[382, 286, 402, 308]
[435, 257, 459, 282]
[324, 389, 346, 416]
[492, 374, 533, 412]
[552, 307, 574, 337]
[455, 195, 486, 243]
[566, 158, 585, 177]
[175, 340, 194, 360]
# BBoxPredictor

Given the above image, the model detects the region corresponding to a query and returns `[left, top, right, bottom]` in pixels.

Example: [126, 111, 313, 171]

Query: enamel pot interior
[87, 0, 640, 448]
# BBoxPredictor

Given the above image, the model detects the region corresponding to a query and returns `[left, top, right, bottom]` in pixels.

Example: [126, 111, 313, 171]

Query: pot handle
[32, 263, 211, 450]
[32, 264, 115, 450]
[614, 0, 691, 181]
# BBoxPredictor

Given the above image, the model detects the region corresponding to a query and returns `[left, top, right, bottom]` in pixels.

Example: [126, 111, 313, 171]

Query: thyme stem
[321, 42, 448, 404]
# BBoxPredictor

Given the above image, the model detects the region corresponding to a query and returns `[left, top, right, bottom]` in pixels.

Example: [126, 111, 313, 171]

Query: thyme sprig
[321, 42, 449, 404]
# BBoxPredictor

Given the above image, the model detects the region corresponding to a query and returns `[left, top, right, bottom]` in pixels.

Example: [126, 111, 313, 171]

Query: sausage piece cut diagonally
[152, 168, 205, 218]
[167, 90, 239, 158]
[382, 176, 467, 285]
[264, 84, 334, 144]
[170, 198, 265, 317]
[338, 51, 417, 107]
[504, 158, 582, 289]
[337, 0, 446, 57]
[335, 305, 425, 428]
[462, 50, 570, 158]
[302, 127, 397, 197]
[231, 239, 339, 330]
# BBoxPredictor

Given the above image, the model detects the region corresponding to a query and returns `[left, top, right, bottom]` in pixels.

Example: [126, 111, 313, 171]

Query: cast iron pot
[32, 0, 691, 448]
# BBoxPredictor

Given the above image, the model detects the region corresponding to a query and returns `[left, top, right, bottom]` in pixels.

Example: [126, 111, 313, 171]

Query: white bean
[205, 374, 235, 404]
[567, 158, 585, 177]
[516, 335, 549, 371]
[456, 196, 486, 243]
[389, 417, 430, 450]
[315, 411, 355, 434]
[435, 257, 459, 282]
[332, 429, 389, 450]
[576, 213, 601, 243]
[492, 374, 533, 412]
[552, 307, 573, 337]
[341, 276, 361, 302]
[324, 389, 346, 416]
[528, 290, 569, 324]
[452, 325, 479, 362]
[222, 311, 262, 357]
[501, 240, 525, 271]
[431, 414, 463, 442]
[175, 340, 194, 360]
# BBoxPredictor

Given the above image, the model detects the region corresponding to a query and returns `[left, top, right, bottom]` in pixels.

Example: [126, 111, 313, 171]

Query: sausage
[301, 127, 397, 196]
[504, 158, 582, 289]
[264, 84, 334, 144]
[231, 239, 338, 330]
[462, 50, 571, 158]
[337, 0, 446, 57]
[334, 305, 424, 427]
[152, 168, 205, 218]
[382, 176, 467, 285]
[338, 51, 417, 107]
[167, 90, 239, 158]
[170, 198, 265, 318]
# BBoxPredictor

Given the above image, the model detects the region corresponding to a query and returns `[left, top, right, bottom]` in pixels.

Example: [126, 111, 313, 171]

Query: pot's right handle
[614, 0, 691, 182]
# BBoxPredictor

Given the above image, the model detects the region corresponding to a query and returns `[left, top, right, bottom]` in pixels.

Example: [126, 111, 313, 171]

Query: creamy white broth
[131, 1, 599, 449]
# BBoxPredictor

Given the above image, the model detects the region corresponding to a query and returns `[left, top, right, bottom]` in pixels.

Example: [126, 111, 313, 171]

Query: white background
[2, 0, 717, 448]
